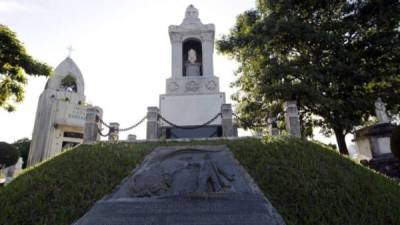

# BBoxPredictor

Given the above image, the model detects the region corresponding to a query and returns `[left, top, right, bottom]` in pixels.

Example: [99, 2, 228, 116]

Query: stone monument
[152, 5, 236, 139]
[353, 98, 398, 177]
[27, 57, 100, 167]
[72, 145, 286, 225]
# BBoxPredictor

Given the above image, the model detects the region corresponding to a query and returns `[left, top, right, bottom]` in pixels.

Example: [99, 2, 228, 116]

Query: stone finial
[182, 5, 202, 25]
[185, 4, 199, 19]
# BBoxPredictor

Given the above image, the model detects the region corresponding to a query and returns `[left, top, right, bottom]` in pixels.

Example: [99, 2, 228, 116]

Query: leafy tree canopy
[217, 0, 400, 154]
[0, 24, 52, 112]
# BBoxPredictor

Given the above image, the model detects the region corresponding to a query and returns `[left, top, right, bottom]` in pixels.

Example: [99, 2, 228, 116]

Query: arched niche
[182, 38, 203, 76]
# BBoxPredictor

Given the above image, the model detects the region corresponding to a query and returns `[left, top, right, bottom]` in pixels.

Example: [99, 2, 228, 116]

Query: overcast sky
[0, 0, 352, 151]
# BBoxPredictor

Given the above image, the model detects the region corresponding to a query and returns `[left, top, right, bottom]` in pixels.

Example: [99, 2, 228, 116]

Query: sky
[0, 0, 356, 153]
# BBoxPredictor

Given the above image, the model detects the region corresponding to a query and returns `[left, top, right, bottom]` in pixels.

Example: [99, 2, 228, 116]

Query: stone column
[84, 106, 103, 143]
[146, 107, 159, 140]
[221, 104, 234, 137]
[170, 35, 183, 77]
[202, 38, 214, 76]
[283, 101, 301, 138]
[108, 122, 120, 141]
[127, 134, 137, 142]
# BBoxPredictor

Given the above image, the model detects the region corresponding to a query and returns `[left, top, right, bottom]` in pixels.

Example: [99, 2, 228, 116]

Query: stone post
[283, 101, 301, 138]
[221, 104, 234, 137]
[84, 106, 103, 144]
[108, 122, 120, 141]
[127, 134, 137, 142]
[146, 107, 159, 140]
[268, 117, 279, 136]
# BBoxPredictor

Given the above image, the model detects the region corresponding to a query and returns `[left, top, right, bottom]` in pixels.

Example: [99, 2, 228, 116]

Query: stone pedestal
[127, 134, 137, 141]
[283, 101, 301, 138]
[108, 123, 120, 141]
[84, 106, 103, 144]
[185, 63, 201, 76]
[146, 107, 159, 140]
[221, 104, 234, 137]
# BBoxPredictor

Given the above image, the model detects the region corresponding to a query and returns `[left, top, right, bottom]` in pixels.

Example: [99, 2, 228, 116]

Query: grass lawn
[0, 137, 399, 225]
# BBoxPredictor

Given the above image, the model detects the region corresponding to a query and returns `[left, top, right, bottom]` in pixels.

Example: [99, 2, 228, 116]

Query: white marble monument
[27, 57, 87, 167]
[158, 5, 229, 138]
[354, 97, 395, 160]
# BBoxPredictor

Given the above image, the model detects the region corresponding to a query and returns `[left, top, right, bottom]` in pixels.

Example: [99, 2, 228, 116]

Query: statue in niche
[188, 49, 197, 64]
[375, 97, 390, 123]
[185, 48, 201, 76]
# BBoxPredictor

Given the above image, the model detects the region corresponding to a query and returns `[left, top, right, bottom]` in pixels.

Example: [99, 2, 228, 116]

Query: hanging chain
[158, 112, 222, 130]
[96, 115, 112, 128]
[117, 115, 147, 132]
[97, 126, 110, 137]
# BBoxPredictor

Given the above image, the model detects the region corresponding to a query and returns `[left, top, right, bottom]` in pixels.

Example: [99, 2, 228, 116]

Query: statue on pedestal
[375, 97, 390, 123]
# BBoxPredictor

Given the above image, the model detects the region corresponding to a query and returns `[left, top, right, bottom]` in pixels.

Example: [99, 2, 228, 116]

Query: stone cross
[67, 45, 75, 57]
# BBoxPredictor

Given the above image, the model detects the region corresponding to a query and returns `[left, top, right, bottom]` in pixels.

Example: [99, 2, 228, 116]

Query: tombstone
[283, 101, 301, 138]
[84, 106, 103, 144]
[72, 145, 286, 225]
[28, 57, 87, 167]
[354, 98, 395, 159]
[156, 5, 235, 139]
[353, 98, 398, 177]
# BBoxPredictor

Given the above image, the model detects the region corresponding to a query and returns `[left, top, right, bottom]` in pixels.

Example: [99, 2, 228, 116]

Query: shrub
[391, 126, 400, 159]
[0, 142, 20, 168]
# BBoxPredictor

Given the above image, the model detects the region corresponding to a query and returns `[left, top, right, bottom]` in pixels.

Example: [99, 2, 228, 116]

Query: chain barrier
[96, 115, 112, 129]
[158, 112, 222, 130]
[97, 127, 111, 137]
[118, 115, 147, 132]
[96, 115, 147, 132]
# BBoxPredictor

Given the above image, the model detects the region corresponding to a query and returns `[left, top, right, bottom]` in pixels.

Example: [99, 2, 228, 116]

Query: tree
[0, 142, 20, 168]
[217, 0, 400, 154]
[0, 24, 51, 112]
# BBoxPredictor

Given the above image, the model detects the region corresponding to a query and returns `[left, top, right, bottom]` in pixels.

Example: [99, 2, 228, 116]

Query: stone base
[354, 123, 396, 159]
[159, 93, 225, 127]
[72, 145, 285, 225]
[74, 194, 283, 225]
[360, 154, 400, 179]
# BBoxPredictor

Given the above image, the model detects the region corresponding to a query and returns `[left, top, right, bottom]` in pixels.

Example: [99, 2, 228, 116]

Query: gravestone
[72, 145, 286, 225]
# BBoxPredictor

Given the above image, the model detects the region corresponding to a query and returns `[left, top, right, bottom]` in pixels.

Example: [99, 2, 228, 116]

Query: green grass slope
[0, 138, 399, 225]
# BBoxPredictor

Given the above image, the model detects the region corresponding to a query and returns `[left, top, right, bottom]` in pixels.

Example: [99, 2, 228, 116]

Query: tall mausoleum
[157, 5, 234, 139]
[27, 57, 101, 166]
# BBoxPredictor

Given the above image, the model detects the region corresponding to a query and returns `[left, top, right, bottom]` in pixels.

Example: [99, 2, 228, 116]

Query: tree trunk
[333, 128, 349, 155]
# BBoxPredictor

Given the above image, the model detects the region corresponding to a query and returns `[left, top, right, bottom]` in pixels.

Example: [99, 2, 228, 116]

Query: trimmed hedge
[0, 138, 399, 225]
